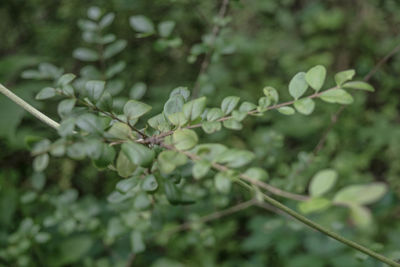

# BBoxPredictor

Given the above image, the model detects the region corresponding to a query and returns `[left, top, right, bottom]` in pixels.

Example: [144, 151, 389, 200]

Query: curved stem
[0, 83, 60, 130]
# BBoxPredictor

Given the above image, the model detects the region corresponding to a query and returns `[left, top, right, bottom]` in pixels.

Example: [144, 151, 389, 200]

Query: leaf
[172, 129, 198, 150]
[223, 119, 242, 130]
[309, 169, 338, 197]
[85, 80, 105, 102]
[192, 160, 211, 179]
[130, 82, 147, 100]
[129, 15, 155, 34]
[215, 172, 232, 193]
[239, 101, 257, 112]
[342, 81, 375, 92]
[215, 149, 255, 168]
[334, 182, 388, 205]
[158, 21, 175, 37]
[163, 179, 181, 205]
[99, 12, 115, 28]
[96, 92, 113, 112]
[35, 87, 56, 100]
[277, 106, 295, 115]
[57, 99, 76, 118]
[164, 95, 185, 117]
[244, 167, 268, 181]
[73, 48, 99, 62]
[334, 69, 355, 86]
[170, 87, 190, 101]
[141, 174, 158, 192]
[104, 40, 127, 59]
[105, 61, 126, 78]
[76, 114, 103, 134]
[202, 121, 221, 134]
[305, 65, 326, 91]
[33, 153, 49, 172]
[116, 177, 139, 193]
[148, 113, 171, 132]
[320, 89, 354, 104]
[167, 112, 187, 127]
[116, 151, 137, 178]
[298, 198, 331, 214]
[294, 98, 315, 115]
[57, 73, 76, 86]
[263, 86, 279, 104]
[123, 99, 152, 120]
[289, 72, 308, 99]
[258, 96, 271, 111]
[87, 6, 102, 20]
[206, 108, 224, 121]
[92, 144, 115, 169]
[349, 205, 372, 229]
[122, 142, 155, 167]
[232, 110, 247, 122]
[58, 118, 75, 137]
[183, 96, 206, 121]
[221, 96, 240, 115]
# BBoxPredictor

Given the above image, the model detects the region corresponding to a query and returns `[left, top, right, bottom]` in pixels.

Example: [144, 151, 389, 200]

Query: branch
[0, 83, 60, 130]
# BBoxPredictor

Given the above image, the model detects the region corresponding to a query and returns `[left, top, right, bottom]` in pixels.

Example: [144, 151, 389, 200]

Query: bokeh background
[1, 0, 400, 266]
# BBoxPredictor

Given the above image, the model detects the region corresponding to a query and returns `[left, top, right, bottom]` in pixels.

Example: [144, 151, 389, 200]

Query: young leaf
[36, 87, 56, 100]
[309, 169, 338, 197]
[277, 106, 295, 115]
[172, 129, 198, 150]
[123, 99, 152, 120]
[263, 86, 279, 104]
[129, 15, 155, 34]
[183, 96, 206, 121]
[221, 96, 240, 115]
[334, 69, 355, 86]
[342, 81, 375, 92]
[289, 72, 308, 99]
[333, 182, 387, 205]
[320, 89, 354, 104]
[122, 142, 155, 167]
[305, 65, 326, 91]
[294, 98, 315, 115]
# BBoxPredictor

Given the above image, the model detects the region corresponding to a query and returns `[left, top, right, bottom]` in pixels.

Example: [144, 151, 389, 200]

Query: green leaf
[87, 6, 102, 20]
[349, 205, 372, 229]
[183, 96, 206, 121]
[158, 150, 188, 174]
[215, 172, 232, 193]
[192, 160, 211, 179]
[164, 95, 185, 117]
[244, 167, 268, 181]
[163, 179, 181, 205]
[202, 121, 221, 134]
[106, 61, 126, 78]
[57, 73, 76, 86]
[130, 82, 147, 100]
[57, 99, 76, 119]
[216, 149, 255, 168]
[173, 129, 198, 150]
[333, 182, 387, 205]
[73, 48, 99, 62]
[298, 198, 331, 214]
[221, 96, 240, 115]
[289, 72, 308, 99]
[58, 118, 75, 137]
[277, 106, 295, 115]
[258, 96, 271, 112]
[142, 174, 158, 192]
[263, 86, 279, 104]
[99, 13, 115, 28]
[76, 114, 103, 134]
[131, 230, 146, 253]
[239, 101, 257, 112]
[123, 99, 152, 120]
[342, 81, 375, 92]
[33, 153, 49, 172]
[293, 98, 315, 115]
[129, 15, 155, 34]
[85, 80, 105, 102]
[309, 169, 338, 197]
[104, 40, 127, 59]
[148, 113, 171, 132]
[232, 110, 247, 121]
[334, 69, 355, 86]
[92, 144, 116, 169]
[320, 89, 354, 104]
[35, 87, 56, 100]
[116, 177, 139, 193]
[170, 87, 190, 101]
[206, 108, 224, 121]
[223, 119, 242, 130]
[305, 65, 326, 91]
[122, 142, 155, 167]
[158, 21, 175, 37]
[96, 92, 113, 112]
[108, 122, 132, 139]
[116, 151, 137, 177]
[167, 112, 188, 127]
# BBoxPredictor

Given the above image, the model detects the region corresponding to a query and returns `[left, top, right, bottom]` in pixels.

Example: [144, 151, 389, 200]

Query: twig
[192, 0, 230, 98]
[0, 83, 60, 130]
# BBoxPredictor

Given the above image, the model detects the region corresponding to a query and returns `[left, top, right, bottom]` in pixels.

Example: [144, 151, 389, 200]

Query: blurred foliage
[1, 0, 400, 266]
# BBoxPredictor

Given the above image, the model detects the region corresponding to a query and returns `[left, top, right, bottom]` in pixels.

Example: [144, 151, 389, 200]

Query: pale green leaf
[309, 169, 338, 197]
[122, 142, 155, 167]
[333, 182, 387, 205]
[173, 129, 198, 150]
[277, 106, 295, 115]
[343, 81, 374, 92]
[183, 96, 206, 121]
[221, 96, 240, 115]
[123, 99, 152, 119]
[289, 72, 308, 99]
[294, 98, 315, 115]
[305, 65, 326, 91]
[334, 69, 355, 86]
[320, 89, 354, 104]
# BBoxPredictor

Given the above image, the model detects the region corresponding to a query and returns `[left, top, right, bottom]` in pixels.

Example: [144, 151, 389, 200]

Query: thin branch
[192, 0, 230, 98]
[0, 83, 60, 130]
